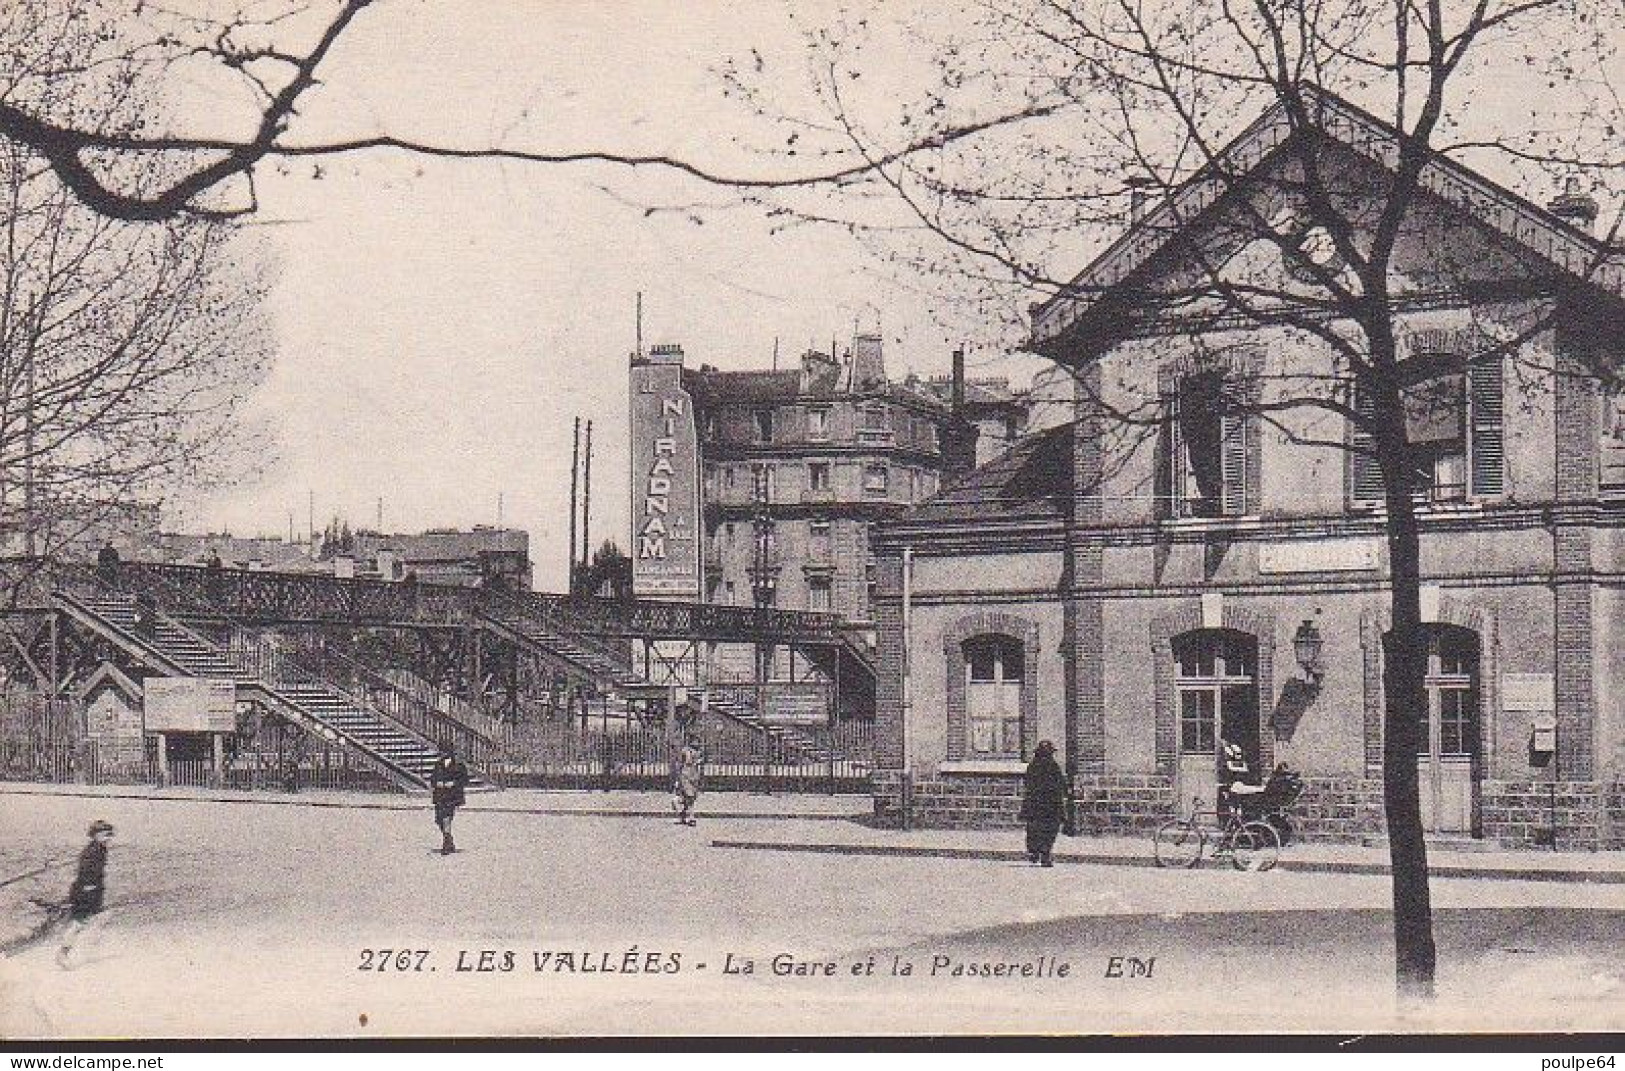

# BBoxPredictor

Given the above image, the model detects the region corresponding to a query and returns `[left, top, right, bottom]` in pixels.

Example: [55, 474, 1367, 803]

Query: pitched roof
[1031, 85, 1625, 352]
[897, 422, 1074, 525]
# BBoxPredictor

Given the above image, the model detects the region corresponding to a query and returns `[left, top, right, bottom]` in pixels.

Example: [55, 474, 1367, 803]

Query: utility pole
[23, 337, 35, 557]
[581, 420, 593, 574]
[635, 292, 644, 359]
[569, 416, 580, 594]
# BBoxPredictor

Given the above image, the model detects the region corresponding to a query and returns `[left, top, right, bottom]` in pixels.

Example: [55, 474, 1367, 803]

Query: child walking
[57, 820, 114, 968]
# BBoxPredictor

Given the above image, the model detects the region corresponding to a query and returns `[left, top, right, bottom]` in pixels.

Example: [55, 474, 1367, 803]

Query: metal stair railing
[477, 589, 647, 688]
[699, 666, 836, 765]
[271, 634, 515, 773]
[58, 567, 443, 791]
[51, 587, 425, 792]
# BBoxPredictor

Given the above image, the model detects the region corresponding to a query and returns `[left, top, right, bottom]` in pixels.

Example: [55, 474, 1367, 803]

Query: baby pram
[1228, 764, 1306, 846]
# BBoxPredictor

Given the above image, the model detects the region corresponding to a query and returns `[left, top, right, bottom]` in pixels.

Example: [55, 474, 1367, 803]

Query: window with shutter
[1468, 357, 1504, 497]
[1349, 386, 1384, 505]
[1220, 411, 1248, 515]
[1603, 389, 1625, 494]
[1164, 370, 1250, 518]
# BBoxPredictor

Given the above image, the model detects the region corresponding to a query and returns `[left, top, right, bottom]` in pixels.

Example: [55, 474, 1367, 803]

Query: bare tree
[726, 0, 1625, 998]
[0, 70, 270, 597]
[0, 0, 945, 222]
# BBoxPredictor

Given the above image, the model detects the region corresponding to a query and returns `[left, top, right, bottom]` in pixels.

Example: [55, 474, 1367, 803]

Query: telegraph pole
[569, 416, 581, 594]
[581, 419, 593, 576]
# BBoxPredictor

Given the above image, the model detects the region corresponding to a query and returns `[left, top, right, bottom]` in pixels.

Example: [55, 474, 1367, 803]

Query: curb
[708, 838, 1625, 884]
[0, 785, 863, 823]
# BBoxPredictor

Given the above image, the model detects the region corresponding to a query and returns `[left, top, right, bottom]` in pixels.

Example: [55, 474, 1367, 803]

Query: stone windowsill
[939, 759, 1026, 776]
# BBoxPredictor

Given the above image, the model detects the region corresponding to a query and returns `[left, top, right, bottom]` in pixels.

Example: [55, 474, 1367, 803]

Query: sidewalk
[0, 779, 867, 821]
[708, 822, 1625, 884]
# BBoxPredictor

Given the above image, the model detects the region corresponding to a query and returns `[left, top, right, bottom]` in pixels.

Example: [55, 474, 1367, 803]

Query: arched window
[964, 635, 1024, 758]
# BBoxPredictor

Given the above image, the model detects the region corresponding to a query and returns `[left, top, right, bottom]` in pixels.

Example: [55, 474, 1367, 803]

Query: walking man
[430, 744, 469, 855]
[57, 820, 114, 968]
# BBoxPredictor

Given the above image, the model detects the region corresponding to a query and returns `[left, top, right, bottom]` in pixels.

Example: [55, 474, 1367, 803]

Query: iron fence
[490, 710, 874, 793]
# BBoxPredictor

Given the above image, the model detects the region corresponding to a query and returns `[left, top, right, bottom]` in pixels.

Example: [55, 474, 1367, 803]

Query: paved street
[1, 789, 1621, 1037]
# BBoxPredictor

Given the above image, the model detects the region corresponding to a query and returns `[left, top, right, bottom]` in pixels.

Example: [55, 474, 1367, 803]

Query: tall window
[1172, 630, 1259, 769]
[964, 635, 1024, 757]
[754, 410, 774, 443]
[752, 464, 776, 503]
[1163, 370, 1250, 518]
[808, 520, 832, 561]
[1351, 342, 1504, 506]
[860, 404, 890, 441]
[1602, 388, 1625, 493]
[807, 576, 832, 612]
[808, 461, 831, 492]
[807, 407, 829, 441]
[864, 464, 889, 495]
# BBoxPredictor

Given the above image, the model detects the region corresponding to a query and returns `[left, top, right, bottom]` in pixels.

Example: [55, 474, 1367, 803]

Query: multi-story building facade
[874, 90, 1625, 849]
[672, 335, 954, 626]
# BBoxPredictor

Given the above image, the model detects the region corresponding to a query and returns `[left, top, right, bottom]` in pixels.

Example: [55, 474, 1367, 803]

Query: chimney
[1549, 176, 1598, 233]
[941, 345, 980, 482]
[647, 342, 685, 366]
[850, 333, 886, 392]
[1126, 173, 1156, 224]
[801, 347, 841, 392]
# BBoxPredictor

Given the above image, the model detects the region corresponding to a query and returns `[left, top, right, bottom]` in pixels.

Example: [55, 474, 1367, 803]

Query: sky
[158, 0, 1623, 590]
[168, 0, 1047, 588]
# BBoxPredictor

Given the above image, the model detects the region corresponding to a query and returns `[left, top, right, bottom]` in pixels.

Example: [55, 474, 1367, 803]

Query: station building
[872, 91, 1625, 849]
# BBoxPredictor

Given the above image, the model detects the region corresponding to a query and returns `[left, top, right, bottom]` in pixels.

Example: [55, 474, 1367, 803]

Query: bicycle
[1153, 795, 1282, 871]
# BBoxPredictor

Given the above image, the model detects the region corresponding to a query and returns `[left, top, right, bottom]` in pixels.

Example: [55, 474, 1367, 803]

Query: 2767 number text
[357, 949, 432, 972]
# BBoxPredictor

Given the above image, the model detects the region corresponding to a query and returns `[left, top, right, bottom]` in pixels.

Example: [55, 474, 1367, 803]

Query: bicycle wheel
[1153, 818, 1205, 868]
[1230, 820, 1281, 872]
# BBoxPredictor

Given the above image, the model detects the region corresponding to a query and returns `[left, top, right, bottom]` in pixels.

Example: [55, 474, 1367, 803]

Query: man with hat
[430, 743, 469, 855]
[57, 819, 114, 968]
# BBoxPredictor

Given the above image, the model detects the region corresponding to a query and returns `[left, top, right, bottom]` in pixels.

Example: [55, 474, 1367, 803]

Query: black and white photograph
[0, 0, 1622, 1044]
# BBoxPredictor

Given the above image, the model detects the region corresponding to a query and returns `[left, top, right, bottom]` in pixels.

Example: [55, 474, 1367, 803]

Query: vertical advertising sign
[629, 347, 701, 600]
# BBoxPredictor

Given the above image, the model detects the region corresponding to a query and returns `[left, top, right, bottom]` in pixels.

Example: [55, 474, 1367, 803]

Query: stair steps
[68, 594, 447, 789]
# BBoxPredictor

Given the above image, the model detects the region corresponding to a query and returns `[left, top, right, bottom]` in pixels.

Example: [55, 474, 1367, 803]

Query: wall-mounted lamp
[1292, 619, 1324, 685]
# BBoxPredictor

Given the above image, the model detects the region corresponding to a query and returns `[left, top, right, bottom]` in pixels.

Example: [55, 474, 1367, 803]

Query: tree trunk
[1375, 401, 1437, 1000]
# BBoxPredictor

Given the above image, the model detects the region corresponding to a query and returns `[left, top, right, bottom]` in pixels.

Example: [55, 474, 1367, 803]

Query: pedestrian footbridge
[1, 559, 875, 793]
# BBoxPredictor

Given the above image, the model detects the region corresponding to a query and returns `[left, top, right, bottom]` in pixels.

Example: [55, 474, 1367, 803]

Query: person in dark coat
[1019, 740, 1067, 867]
[95, 544, 120, 587]
[429, 744, 469, 855]
[57, 819, 114, 968]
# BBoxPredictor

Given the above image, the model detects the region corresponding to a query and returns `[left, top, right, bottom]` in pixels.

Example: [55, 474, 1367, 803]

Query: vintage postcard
[1, 0, 1623, 1043]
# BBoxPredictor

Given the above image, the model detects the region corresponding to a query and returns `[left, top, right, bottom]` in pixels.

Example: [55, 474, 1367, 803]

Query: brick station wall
[1290, 776, 1386, 842]
[1608, 781, 1625, 850]
[872, 772, 1618, 848]
[1071, 774, 1177, 835]
[1480, 780, 1606, 850]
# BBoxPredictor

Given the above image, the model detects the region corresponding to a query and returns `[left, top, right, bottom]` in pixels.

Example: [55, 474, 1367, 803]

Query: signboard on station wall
[763, 683, 831, 725]
[629, 346, 701, 600]
[144, 678, 237, 733]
